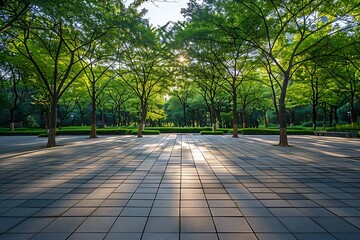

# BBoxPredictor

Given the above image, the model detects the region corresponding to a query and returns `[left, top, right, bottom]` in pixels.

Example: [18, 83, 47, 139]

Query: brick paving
[0, 134, 360, 240]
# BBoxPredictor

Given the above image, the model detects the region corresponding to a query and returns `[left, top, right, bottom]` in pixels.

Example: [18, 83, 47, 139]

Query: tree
[0, 0, 30, 33]
[179, 1, 255, 137]
[0, 59, 30, 130]
[81, 41, 116, 138]
[238, 79, 263, 128]
[117, 25, 172, 137]
[235, 0, 359, 146]
[193, 61, 225, 131]
[10, 2, 111, 146]
[171, 81, 194, 127]
[107, 81, 133, 126]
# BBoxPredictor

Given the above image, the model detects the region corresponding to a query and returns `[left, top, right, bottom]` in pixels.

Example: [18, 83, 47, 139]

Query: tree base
[278, 127, 289, 147]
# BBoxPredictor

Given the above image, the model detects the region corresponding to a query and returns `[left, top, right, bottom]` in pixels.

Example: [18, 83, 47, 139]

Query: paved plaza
[0, 134, 360, 240]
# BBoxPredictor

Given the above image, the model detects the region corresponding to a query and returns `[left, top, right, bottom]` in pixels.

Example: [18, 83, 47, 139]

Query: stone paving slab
[0, 134, 360, 240]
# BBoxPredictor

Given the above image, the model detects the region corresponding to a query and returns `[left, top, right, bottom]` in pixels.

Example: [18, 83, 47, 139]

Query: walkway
[0, 134, 360, 240]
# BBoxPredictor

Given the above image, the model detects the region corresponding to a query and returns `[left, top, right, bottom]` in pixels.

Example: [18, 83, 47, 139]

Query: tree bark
[10, 109, 15, 131]
[90, 84, 97, 138]
[278, 75, 289, 147]
[183, 105, 187, 127]
[211, 100, 216, 131]
[232, 92, 239, 138]
[137, 100, 147, 138]
[241, 107, 247, 128]
[312, 105, 317, 131]
[47, 94, 57, 147]
[323, 102, 327, 130]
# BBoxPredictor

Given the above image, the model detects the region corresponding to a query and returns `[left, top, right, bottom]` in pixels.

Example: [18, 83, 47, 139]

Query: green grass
[327, 123, 360, 132]
[2, 124, 359, 137]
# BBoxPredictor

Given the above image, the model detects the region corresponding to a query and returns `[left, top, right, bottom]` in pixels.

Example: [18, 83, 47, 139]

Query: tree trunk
[241, 107, 247, 128]
[289, 109, 295, 127]
[270, 81, 280, 125]
[232, 93, 239, 138]
[10, 109, 15, 131]
[138, 100, 147, 138]
[329, 106, 333, 127]
[312, 104, 317, 131]
[183, 105, 187, 127]
[323, 102, 327, 131]
[211, 100, 216, 131]
[47, 95, 57, 147]
[263, 110, 268, 128]
[350, 99, 356, 125]
[90, 85, 97, 138]
[278, 75, 289, 147]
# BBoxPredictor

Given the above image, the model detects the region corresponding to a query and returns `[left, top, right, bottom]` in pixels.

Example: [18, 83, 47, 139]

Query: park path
[0, 134, 360, 239]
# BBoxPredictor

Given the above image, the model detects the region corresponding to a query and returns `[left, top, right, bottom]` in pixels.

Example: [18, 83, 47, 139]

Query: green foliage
[200, 131, 223, 135]
[0, 128, 45, 135]
[241, 128, 313, 135]
[217, 128, 233, 133]
[147, 127, 212, 133]
[327, 123, 360, 132]
[130, 130, 160, 135]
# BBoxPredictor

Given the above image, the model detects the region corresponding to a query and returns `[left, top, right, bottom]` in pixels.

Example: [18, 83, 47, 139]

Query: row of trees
[1, 0, 359, 147]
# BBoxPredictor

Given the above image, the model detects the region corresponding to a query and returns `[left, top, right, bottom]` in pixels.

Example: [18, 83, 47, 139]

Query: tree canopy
[0, 0, 359, 147]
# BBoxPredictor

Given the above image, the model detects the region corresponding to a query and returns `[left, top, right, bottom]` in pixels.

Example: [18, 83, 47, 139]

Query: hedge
[200, 131, 224, 135]
[38, 128, 130, 137]
[146, 127, 212, 133]
[130, 130, 160, 135]
[240, 128, 313, 135]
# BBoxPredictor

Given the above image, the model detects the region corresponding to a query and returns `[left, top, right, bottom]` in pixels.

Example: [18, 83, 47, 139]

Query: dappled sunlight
[1, 134, 360, 237]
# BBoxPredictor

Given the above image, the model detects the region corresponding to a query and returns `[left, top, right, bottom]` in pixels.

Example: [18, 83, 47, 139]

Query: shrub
[200, 131, 223, 135]
[38, 128, 130, 137]
[240, 128, 313, 135]
[0, 129, 45, 136]
[241, 128, 279, 135]
[217, 128, 233, 133]
[146, 127, 212, 133]
[131, 130, 160, 135]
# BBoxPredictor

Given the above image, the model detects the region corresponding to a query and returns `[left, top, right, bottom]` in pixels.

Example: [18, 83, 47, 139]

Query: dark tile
[0, 218, 25, 233]
[110, 217, 147, 232]
[76, 217, 116, 232]
[67, 233, 106, 240]
[143, 233, 178, 240]
[312, 217, 360, 233]
[256, 233, 297, 240]
[181, 217, 215, 232]
[181, 233, 218, 240]
[247, 217, 288, 233]
[144, 217, 179, 233]
[279, 217, 325, 233]
[42, 217, 85, 232]
[9, 218, 55, 233]
[213, 217, 252, 232]
[105, 233, 141, 240]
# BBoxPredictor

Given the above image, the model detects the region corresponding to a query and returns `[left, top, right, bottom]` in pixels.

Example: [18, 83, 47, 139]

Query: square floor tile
[213, 217, 252, 233]
[278, 217, 325, 233]
[181, 217, 215, 232]
[144, 217, 179, 233]
[110, 217, 147, 232]
[246, 217, 288, 233]
[76, 217, 116, 232]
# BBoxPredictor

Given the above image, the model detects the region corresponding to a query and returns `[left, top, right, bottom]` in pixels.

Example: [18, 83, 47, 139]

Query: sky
[139, 0, 189, 27]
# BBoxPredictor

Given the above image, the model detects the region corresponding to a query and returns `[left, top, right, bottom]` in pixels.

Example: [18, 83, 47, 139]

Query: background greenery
[0, 0, 359, 145]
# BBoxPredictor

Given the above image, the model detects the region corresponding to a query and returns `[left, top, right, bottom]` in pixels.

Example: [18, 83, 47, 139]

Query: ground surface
[0, 134, 360, 240]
